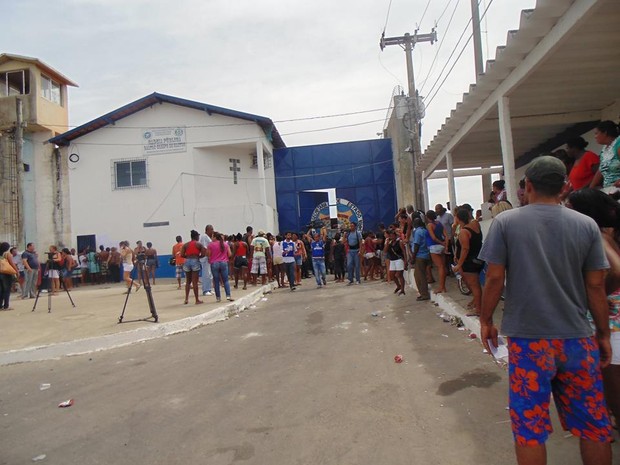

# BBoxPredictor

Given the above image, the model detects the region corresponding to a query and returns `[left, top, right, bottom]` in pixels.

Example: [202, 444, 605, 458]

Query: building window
[250, 152, 272, 169]
[41, 75, 61, 105]
[0, 70, 30, 97]
[113, 159, 147, 190]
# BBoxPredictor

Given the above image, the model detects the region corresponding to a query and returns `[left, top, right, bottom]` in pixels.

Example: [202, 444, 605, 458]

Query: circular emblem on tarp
[310, 198, 363, 231]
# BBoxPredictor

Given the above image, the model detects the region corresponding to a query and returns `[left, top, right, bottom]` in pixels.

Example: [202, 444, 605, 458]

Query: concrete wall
[0, 61, 68, 132]
[65, 102, 276, 252]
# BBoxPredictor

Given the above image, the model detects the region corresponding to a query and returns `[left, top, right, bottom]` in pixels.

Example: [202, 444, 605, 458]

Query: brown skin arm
[589, 170, 603, 188]
[584, 269, 612, 368]
[6, 254, 18, 273]
[452, 228, 471, 273]
[480, 263, 505, 353]
[602, 233, 620, 294]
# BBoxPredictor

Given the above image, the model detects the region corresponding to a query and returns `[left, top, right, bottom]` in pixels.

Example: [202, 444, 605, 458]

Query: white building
[50, 93, 285, 252]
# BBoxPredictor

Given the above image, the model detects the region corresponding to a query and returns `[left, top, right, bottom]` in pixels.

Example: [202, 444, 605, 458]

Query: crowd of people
[1, 120, 619, 463]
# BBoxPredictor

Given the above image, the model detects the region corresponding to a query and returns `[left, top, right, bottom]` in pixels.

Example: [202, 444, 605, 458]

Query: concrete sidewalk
[0, 274, 501, 366]
[0, 279, 276, 365]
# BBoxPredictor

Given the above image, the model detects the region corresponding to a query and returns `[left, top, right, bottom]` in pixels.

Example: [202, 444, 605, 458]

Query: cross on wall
[229, 158, 241, 184]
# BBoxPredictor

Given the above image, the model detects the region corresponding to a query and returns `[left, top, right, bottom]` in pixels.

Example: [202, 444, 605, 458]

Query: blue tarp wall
[274, 139, 397, 233]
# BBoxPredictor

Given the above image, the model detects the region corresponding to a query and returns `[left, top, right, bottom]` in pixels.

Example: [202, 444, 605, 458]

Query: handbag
[0, 258, 17, 276]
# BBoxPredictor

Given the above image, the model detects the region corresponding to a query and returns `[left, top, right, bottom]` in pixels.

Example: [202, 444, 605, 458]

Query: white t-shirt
[200, 234, 212, 260]
[272, 241, 282, 259]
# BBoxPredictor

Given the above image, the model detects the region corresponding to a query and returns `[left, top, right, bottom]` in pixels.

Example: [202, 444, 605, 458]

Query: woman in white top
[271, 235, 284, 288]
[120, 241, 140, 294]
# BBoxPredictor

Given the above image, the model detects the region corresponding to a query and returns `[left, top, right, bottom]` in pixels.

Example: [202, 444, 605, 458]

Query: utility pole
[380, 29, 437, 210]
[470, 0, 484, 79]
[15, 98, 25, 249]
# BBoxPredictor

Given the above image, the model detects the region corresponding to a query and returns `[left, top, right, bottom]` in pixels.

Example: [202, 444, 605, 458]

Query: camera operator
[46, 245, 63, 296]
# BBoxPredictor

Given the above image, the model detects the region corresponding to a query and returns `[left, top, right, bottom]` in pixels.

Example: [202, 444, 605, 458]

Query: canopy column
[498, 97, 518, 206]
[445, 152, 457, 211]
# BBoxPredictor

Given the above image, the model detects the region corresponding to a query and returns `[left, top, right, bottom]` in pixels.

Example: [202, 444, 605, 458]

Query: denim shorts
[183, 257, 201, 272]
[295, 256, 302, 266]
[429, 244, 445, 254]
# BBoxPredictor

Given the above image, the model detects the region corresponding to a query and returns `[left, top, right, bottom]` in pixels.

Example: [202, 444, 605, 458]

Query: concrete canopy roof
[419, 0, 620, 175]
[0, 53, 79, 87]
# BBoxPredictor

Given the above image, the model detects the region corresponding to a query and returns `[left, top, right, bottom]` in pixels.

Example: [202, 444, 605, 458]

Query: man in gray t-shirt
[479, 156, 612, 464]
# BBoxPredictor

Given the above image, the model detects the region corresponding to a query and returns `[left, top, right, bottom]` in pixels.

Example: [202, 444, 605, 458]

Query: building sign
[142, 127, 186, 155]
[310, 198, 364, 231]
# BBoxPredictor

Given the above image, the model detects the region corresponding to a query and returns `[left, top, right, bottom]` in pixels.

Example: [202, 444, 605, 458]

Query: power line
[417, 0, 432, 28]
[421, 13, 473, 98]
[383, 0, 394, 33]
[38, 106, 393, 131]
[52, 118, 387, 147]
[424, 0, 495, 110]
[436, 0, 457, 24]
[418, 0, 460, 93]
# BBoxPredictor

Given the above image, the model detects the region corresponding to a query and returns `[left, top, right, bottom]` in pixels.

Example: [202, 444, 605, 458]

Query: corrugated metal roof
[419, 0, 620, 173]
[49, 92, 285, 148]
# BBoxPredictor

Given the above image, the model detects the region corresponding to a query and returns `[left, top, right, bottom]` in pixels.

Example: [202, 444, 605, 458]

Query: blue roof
[49, 92, 285, 148]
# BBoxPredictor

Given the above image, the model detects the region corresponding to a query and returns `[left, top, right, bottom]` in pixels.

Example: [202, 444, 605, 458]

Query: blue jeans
[312, 258, 326, 286]
[347, 250, 361, 283]
[210, 261, 231, 300]
[200, 257, 212, 293]
[284, 261, 296, 289]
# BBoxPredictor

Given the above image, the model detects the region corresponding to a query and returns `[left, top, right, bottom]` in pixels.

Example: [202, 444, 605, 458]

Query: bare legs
[184, 270, 202, 304]
[124, 270, 139, 293]
[515, 439, 611, 465]
[462, 271, 482, 315]
[390, 270, 405, 295]
[430, 253, 446, 293]
[602, 364, 620, 429]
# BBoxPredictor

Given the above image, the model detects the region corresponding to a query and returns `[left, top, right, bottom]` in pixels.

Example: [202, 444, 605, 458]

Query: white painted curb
[0, 283, 276, 366]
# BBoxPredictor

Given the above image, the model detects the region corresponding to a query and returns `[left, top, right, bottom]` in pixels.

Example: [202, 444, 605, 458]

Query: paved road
[0, 280, 605, 464]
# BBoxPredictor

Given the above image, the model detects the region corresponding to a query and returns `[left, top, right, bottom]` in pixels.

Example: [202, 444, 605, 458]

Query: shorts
[295, 256, 302, 266]
[389, 259, 404, 271]
[507, 336, 612, 445]
[462, 261, 484, 274]
[612, 332, 620, 365]
[429, 244, 445, 254]
[175, 265, 184, 279]
[234, 256, 248, 269]
[48, 270, 60, 279]
[124, 264, 134, 273]
[183, 257, 201, 272]
[273, 256, 283, 265]
[251, 256, 267, 275]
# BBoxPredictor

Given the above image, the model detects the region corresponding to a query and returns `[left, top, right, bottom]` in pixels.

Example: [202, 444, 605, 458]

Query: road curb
[0, 283, 276, 366]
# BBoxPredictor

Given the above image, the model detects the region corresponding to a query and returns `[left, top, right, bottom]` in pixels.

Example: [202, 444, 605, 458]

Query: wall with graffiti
[274, 139, 397, 233]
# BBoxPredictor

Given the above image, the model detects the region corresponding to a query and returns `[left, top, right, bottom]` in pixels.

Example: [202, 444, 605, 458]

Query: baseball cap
[257, 230, 266, 236]
[461, 203, 474, 212]
[525, 156, 566, 184]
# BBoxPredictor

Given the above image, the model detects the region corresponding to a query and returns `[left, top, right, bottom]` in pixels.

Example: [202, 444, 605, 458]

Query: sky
[3, 0, 536, 209]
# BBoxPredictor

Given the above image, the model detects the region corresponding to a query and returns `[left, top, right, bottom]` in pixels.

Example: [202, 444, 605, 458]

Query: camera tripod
[118, 258, 158, 323]
[32, 258, 76, 313]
